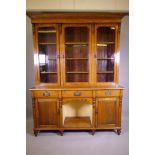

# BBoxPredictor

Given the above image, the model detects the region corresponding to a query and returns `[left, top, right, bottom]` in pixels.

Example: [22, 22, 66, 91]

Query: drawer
[62, 90, 92, 98]
[33, 90, 59, 98]
[96, 90, 120, 97]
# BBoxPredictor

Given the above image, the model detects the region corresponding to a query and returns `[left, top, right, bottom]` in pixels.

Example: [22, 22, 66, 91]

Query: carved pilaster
[91, 24, 95, 34]
[119, 97, 122, 105]
[59, 98, 62, 108]
[59, 98, 63, 130]
[118, 97, 122, 128]
[118, 24, 121, 32]
[32, 97, 37, 129]
[32, 24, 35, 35]
[92, 97, 96, 108]
[92, 97, 96, 134]
[32, 97, 35, 107]
[58, 24, 62, 34]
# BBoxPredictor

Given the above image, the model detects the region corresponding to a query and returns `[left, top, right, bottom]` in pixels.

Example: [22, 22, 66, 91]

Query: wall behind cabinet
[120, 16, 129, 119]
[26, 0, 128, 11]
[26, 16, 35, 118]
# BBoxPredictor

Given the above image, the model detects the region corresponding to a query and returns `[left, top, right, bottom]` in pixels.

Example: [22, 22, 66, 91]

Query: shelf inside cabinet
[97, 71, 114, 74]
[65, 42, 88, 45]
[66, 58, 88, 60]
[64, 117, 92, 128]
[38, 30, 56, 33]
[39, 43, 56, 45]
[97, 42, 115, 46]
[97, 58, 114, 60]
[66, 72, 88, 74]
[40, 72, 57, 74]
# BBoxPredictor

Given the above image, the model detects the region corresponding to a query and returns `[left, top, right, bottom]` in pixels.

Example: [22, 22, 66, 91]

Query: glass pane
[38, 26, 58, 83]
[97, 73, 114, 82]
[97, 60, 114, 72]
[66, 60, 88, 72]
[65, 27, 88, 42]
[38, 27, 56, 43]
[66, 73, 88, 82]
[65, 45, 88, 58]
[96, 26, 115, 82]
[40, 73, 57, 83]
[65, 26, 89, 83]
[97, 44, 115, 59]
[39, 45, 57, 59]
[97, 27, 115, 42]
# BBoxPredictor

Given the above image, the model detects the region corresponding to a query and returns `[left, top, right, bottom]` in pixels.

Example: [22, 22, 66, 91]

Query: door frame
[93, 24, 120, 86]
[96, 97, 119, 128]
[60, 24, 93, 87]
[34, 24, 61, 86]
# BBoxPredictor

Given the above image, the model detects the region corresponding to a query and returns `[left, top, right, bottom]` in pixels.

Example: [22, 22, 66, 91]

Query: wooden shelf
[66, 58, 88, 60]
[66, 72, 88, 74]
[64, 117, 91, 128]
[65, 42, 88, 45]
[39, 43, 56, 45]
[38, 30, 56, 33]
[97, 71, 114, 74]
[97, 42, 115, 47]
[40, 72, 57, 74]
[97, 42, 115, 44]
[97, 58, 114, 60]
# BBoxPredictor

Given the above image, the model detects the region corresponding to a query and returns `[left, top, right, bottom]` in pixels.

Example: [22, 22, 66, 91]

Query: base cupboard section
[31, 89, 123, 136]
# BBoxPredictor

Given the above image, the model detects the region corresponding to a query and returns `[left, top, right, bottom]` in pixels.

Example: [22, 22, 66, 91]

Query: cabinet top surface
[27, 12, 128, 23]
[30, 85, 124, 90]
[27, 11, 128, 17]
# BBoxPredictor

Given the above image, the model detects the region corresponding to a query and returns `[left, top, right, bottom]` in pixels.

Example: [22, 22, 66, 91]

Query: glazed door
[96, 98, 118, 128]
[35, 24, 60, 85]
[36, 99, 59, 128]
[61, 24, 92, 86]
[94, 24, 119, 85]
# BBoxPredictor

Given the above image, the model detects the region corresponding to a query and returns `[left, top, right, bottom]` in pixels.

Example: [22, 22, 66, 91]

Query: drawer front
[33, 91, 59, 98]
[62, 90, 92, 98]
[96, 90, 120, 97]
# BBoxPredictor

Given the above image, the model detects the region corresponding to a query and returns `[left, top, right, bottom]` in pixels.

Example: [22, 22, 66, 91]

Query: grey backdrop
[26, 16, 129, 120]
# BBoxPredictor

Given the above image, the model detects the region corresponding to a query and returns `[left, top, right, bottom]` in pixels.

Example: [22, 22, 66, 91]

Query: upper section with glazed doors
[34, 24, 119, 87]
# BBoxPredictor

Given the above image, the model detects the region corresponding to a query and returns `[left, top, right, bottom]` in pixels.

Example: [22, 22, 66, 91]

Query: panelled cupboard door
[36, 99, 59, 128]
[34, 24, 60, 86]
[61, 24, 92, 86]
[94, 24, 119, 86]
[96, 98, 118, 128]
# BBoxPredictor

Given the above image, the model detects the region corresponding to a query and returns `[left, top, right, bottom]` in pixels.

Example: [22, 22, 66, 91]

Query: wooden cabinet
[27, 12, 127, 136]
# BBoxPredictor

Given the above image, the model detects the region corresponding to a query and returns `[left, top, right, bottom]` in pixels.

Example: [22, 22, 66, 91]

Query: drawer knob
[43, 91, 50, 97]
[74, 91, 81, 96]
[105, 90, 112, 96]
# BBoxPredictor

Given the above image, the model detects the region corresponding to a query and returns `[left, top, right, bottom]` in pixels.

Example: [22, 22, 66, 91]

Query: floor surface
[27, 117, 129, 155]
